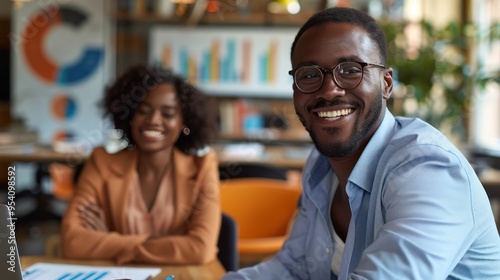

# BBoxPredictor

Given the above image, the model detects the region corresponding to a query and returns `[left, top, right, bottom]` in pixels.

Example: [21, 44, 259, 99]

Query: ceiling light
[267, 0, 301, 15]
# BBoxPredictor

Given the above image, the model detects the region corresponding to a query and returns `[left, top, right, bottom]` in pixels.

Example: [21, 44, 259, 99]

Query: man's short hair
[290, 7, 388, 65]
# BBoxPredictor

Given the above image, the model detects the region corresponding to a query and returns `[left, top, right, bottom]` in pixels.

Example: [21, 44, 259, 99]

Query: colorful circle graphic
[22, 5, 104, 85]
[51, 94, 77, 120]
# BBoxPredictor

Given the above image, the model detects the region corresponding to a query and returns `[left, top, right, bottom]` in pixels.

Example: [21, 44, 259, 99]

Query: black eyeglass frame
[288, 61, 386, 93]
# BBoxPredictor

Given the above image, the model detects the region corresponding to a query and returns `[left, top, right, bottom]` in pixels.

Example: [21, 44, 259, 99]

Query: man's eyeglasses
[288, 61, 386, 93]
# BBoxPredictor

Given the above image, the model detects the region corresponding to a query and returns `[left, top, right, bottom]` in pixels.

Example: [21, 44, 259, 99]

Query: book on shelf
[218, 99, 265, 136]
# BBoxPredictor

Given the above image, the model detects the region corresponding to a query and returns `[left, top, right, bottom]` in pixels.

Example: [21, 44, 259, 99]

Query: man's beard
[304, 91, 383, 159]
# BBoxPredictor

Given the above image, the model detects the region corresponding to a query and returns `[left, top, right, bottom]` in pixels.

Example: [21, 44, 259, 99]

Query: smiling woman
[60, 64, 221, 265]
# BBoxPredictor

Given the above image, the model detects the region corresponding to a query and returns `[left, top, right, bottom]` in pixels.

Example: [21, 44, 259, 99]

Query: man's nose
[317, 73, 345, 98]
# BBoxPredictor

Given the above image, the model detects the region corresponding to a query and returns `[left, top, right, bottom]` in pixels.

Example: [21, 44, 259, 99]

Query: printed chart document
[23, 262, 161, 280]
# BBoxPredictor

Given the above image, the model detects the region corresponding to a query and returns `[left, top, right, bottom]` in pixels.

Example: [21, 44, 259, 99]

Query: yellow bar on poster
[268, 40, 278, 83]
[211, 41, 220, 82]
[188, 55, 197, 84]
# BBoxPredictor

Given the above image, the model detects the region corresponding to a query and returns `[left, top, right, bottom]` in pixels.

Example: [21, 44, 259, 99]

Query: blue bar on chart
[55, 271, 108, 280]
[179, 49, 189, 80]
[221, 40, 237, 83]
[259, 40, 278, 84]
[200, 51, 210, 83]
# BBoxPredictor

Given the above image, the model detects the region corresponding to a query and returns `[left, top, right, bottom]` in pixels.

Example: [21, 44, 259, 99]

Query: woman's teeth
[143, 130, 163, 137]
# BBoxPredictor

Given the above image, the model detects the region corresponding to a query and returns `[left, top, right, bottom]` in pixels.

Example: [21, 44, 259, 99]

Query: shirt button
[325, 248, 331, 254]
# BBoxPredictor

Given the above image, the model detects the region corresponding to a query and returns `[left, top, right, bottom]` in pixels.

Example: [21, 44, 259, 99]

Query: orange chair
[49, 163, 77, 200]
[219, 178, 302, 264]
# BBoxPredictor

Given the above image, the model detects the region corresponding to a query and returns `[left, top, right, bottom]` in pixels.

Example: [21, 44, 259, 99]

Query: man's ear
[382, 68, 394, 100]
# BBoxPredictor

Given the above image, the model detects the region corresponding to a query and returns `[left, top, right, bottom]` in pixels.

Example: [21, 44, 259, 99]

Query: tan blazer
[61, 147, 221, 265]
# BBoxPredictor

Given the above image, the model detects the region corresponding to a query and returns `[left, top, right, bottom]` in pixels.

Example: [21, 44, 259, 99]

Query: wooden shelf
[199, 11, 315, 26]
[114, 11, 185, 24]
[114, 10, 316, 26]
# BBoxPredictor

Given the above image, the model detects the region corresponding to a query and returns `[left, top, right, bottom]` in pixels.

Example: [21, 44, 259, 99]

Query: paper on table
[22, 262, 161, 280]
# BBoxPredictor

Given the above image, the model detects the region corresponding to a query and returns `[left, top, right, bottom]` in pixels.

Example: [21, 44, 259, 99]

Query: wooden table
[0, 144, 87, 163]
[0, 143, 308, 169]
[21, 256, 226, 280]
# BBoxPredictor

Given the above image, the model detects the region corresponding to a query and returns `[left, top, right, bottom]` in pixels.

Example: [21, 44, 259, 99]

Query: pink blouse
[125, 168, 175, 236]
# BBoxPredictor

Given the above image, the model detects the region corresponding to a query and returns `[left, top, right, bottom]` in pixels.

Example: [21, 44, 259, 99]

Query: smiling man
[222, 7, 500, 280]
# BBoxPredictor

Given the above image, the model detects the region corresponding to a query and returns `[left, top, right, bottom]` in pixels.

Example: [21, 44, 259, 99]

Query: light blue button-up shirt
[223, 110, 500, 280]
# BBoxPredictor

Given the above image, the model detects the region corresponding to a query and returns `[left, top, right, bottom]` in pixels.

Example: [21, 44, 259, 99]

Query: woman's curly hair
[102, 64, 217, 154]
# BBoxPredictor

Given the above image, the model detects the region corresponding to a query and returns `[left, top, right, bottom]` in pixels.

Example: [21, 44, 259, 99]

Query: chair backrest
[220, 178, 301, 239]
[49, 162, 86, 200]
[217, 213, 239, 271]
[49, 163, 76, 200]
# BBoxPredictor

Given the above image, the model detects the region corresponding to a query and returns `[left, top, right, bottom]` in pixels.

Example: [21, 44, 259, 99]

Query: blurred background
[0, 0, 498, 262]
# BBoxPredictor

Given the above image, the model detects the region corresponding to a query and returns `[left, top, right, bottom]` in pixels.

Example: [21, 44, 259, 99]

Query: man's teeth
[317, 109, 352, 118]
[143, 130, 163, 137]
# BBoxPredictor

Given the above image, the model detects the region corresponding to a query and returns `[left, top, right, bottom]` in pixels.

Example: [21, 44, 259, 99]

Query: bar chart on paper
[22, 263, 161, 280]
[149, 27, 298, 98]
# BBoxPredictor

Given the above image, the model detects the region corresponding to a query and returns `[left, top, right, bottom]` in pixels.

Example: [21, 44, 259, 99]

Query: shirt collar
[348, 109, 396, 192]
[302, 109, 397, 195]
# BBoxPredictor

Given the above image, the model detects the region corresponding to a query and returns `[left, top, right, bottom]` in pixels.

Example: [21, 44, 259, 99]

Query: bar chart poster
[149, 27, 298, 98]
[11, 0, 114, 145]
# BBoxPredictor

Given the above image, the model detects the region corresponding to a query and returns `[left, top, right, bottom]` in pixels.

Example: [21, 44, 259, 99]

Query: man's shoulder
[391, 116, 451, 149]
[381, 116, 466, 168]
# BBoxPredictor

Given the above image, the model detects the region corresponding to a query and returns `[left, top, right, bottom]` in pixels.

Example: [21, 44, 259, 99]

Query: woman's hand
[78, 201, 109, 232]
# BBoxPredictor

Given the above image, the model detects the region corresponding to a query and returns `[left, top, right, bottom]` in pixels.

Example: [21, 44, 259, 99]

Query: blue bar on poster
[221, 57, 228, 82]
[260, 54, 267, 83]
[201, 51, 210, 83]
[226, 40, 236, 82]
[179, 49, 188, 78]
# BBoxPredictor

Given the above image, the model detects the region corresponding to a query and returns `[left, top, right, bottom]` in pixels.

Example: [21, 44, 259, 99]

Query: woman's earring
[183, 127, 190, 136]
